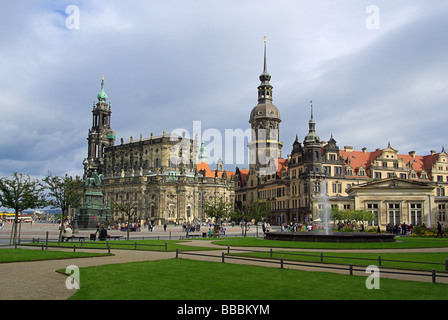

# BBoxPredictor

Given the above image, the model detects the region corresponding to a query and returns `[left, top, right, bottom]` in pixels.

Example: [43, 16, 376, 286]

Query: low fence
[227, 247, 448, 271]
[175, 246, 448, 284]
[18, 238, 168, 253]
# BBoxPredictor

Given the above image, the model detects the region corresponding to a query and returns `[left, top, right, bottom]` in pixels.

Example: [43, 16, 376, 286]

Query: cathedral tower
[248, 36, 283, 176]
[83, 77, 116, 178]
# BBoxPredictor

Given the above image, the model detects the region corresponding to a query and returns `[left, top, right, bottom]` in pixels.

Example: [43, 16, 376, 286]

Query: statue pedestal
[77, 189, 111, 230]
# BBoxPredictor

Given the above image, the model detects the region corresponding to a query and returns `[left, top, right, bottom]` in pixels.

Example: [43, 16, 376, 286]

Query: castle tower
[83, 77, 116, 178]
[302, 101, 323, 175]
[248, 36, 282, 176]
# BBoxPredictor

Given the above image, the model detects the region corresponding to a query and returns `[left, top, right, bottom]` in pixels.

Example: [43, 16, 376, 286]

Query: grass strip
[68, 258, 448, 300]
[22, 240, 217, 252]
[0, 248, 111, 263]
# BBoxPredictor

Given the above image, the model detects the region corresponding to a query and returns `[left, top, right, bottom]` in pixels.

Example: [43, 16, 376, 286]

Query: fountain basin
[264, 232, 395, 243]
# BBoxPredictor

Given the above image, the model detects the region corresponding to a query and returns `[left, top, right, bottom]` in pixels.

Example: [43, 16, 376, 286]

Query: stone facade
[83, 79, 235, 225]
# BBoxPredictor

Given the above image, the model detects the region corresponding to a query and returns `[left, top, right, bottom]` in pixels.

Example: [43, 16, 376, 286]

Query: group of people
[261, 222, 271, 234]
[280, 223, 322, 233]
[115, 222, 141, 232]
[385, 222, 413, 235]
[207, 226, 226, 237]
[181, 222, 201, 233]
[337, 221, 365, 232]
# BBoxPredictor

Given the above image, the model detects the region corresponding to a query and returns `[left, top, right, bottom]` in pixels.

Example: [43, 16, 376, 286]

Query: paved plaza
[0, 220, 265, 243]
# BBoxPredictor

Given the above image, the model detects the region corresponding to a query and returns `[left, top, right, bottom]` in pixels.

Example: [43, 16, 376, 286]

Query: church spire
[258, 35, 273, 104]
[260, 35, 270, 81]
[97, 76, 108, 102]
[304, 100, 320, 146]
[199, 141, 207, 163]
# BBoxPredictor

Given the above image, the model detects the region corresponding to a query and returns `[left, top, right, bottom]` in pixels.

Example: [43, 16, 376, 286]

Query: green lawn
[0, 248, 111, 263]
[68, 258, 448, 300]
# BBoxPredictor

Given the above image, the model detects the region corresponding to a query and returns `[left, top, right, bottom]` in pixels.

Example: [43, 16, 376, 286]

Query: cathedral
[82, 78, 235, 225]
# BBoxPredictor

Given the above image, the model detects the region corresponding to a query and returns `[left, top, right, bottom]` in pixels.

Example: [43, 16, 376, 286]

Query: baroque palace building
[82, 78, 235, 225]
[234, 40, 448, 229]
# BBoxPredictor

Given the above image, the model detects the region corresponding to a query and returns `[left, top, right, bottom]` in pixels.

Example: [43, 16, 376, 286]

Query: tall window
[367, 203, 379, 226]
[314, 181, 321, 193]
[439, 204, 446, 222]
[410, 203, 422, 225]
[388, 203, 400, 225]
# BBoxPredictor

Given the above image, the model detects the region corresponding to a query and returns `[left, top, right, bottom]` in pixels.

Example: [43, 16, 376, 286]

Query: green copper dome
[97, 77, 108, 102]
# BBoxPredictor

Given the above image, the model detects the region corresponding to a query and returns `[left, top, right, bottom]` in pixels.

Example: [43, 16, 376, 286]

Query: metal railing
[175, 246, 448, 284]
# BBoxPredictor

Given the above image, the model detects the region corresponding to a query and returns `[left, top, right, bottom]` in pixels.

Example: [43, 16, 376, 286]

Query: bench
[62, 236, 86, 242]
[107, 235, 124, 240]
[186, 233, 201, 238]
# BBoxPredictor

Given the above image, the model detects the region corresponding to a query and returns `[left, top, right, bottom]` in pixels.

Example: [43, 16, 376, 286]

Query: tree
[42, 173, 83, 240]
[111, 193, 144, 240]
[232, 200, 271, 237]
[203, 196, 234, 234]
[0, 172, 46, 244]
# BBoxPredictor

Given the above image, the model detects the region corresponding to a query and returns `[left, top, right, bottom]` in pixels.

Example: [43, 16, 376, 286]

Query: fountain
[319, 180, 331, 235]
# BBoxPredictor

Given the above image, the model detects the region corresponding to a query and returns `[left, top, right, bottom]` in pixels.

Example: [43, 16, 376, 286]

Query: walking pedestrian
[436, 222, 443, 238]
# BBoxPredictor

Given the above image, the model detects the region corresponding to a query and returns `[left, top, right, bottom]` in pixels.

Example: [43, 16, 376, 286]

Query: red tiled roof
[276, 158, 289, 175]
[237, 169, 250, 187]
[196, 161, 234, 179]
[339, 149, 382, 172]
[339, 149, 439, 177]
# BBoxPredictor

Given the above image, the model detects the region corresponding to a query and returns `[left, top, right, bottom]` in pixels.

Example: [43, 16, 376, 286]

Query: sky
[0, 0, 447, 178]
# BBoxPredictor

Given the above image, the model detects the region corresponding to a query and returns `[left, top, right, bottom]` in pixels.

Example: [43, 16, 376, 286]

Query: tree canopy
[0, 172, 46, 244]
[232, 200, 271, 236]
[331, 207, 375, 224]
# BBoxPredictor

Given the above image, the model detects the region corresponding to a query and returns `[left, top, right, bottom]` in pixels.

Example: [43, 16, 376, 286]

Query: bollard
[227, 245, 230, 254]
[108, 244, 111, 254]
[222, 252, 225, 263]
[280, 258, 284, 269]
[134, 241, 137, 250]
[445, 259, 448, 272]
[46, 231, 49, 249]
[41, 243, 44, 251]
[73, 244, 76, 252]
[270, 248, 273, 258]
[349, 264, 353, 276]
[378, 255, 382, 267]
[176, 248, 179, 258]
[320, 252, 324, 263]
[165, 242, 168, 252]
[432, 269, 436, 283]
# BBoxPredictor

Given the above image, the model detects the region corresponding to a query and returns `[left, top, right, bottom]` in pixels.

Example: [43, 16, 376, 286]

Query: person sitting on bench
[62, 225, 73, 241]
[98, 224, 108, 241]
